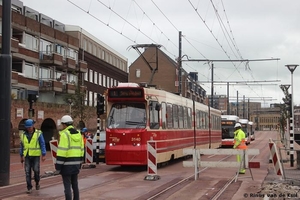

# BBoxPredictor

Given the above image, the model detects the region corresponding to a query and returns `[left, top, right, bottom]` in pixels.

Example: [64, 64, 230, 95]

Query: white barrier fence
[183, 148, 260, 180]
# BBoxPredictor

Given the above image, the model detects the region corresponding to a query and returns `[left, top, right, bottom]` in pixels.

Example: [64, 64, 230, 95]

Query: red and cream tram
[105, 83, 222, 166]
[221, 115, 239, 147]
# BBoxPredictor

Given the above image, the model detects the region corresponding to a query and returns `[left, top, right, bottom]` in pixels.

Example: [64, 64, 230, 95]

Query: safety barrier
[85, 138, 93, 163]
[49, 139, 58, 166]
[183, 148, 260, 181]
[42, 139, 60, 178]
[269, 138, 283, 178]
[144, 140, 160, 181]
[82, 138, 96, 169]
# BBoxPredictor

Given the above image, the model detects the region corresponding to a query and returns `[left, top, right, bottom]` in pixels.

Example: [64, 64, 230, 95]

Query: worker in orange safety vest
[233, 122, 248, 174]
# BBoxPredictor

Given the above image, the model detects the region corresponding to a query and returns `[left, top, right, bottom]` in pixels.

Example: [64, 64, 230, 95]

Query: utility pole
[178, 31, 182, 95]
[0, 0, 11, 186]
[243, 95, 245, 118]
[227, 82, 229, 114]
[210, 63, 214, 108]
[237, 91, 239, 117]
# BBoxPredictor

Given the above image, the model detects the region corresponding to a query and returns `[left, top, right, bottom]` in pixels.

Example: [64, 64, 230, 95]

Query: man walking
[20, 119, 46, 194]
[56, 115, 84, 200]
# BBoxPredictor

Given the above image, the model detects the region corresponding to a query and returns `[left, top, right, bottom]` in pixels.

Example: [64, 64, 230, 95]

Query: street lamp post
[285, 64, 298, 167]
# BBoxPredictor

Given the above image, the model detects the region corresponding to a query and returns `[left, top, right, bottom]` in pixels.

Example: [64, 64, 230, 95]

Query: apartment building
[0, 0, 128, 148]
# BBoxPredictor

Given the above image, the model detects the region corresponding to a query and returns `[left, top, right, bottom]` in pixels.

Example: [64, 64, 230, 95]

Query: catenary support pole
[0, 0, 12, 186]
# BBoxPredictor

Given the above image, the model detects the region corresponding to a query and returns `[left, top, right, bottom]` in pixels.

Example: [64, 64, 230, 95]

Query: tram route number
[131, 137, 141, 142]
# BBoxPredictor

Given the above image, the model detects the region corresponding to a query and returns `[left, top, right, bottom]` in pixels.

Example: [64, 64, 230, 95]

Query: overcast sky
[20, 0, 300, 107]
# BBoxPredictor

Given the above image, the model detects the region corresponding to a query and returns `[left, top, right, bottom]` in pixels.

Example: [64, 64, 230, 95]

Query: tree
[63, 83, 91, 129]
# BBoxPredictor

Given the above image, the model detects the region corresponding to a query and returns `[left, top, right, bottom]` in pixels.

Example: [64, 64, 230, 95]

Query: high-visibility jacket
[233, 129, 248, 150]
[56, 125, 84, 175]
[20, 129, 45, 157]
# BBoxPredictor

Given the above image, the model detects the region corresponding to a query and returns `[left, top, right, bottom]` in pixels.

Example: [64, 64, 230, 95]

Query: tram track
[2, 131, 275, 200]
[142, 134, 270, 200]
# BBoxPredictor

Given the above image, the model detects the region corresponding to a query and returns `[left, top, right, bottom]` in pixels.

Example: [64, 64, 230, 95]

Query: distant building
[129, 44, 206, 103]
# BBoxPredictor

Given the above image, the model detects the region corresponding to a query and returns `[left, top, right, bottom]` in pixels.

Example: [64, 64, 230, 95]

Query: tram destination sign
[221, 121, 235, 125]
[108, 88, 144, 98]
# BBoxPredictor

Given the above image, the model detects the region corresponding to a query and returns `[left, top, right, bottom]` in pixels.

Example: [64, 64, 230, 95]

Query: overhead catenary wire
[66, 0, 277, 103]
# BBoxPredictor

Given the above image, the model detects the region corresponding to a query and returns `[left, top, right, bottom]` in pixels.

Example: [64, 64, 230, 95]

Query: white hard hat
[234, 123, 241, 128]
[61, 115, 73, 124]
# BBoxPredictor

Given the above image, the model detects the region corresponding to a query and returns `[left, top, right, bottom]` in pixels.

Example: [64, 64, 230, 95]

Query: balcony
[17, 75, 39, 90]
[40, 52, 64, 66]
[66, 57, 76, 70]
[11, 71, 19, 84]
[0, 37, 19, 53]
[13, 47, 39, 63]
[11, 38, 19, 53]
[65, 83, 76, 94]
[77, 60, 88, 73]
[39, 80, 63, 93]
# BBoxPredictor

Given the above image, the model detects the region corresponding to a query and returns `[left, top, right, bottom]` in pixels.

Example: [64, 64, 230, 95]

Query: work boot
[36, 184, 40, 190]
[239, 169, 246, 174]
[26, 189, 32, 194]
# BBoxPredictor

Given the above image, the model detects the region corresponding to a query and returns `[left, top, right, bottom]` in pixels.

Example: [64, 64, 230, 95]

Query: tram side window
[166, 103, 173, 129]
[149, 101, 160, 129]
[200, 111, 204, 129]
[173, 105, 179, 129]
[178, 105, 184, 129]
[212, 115, 216, 130]
[211, 115, 214, 129]
[196, 110, 200, 129]
[187, 107, 192, 129]
[161, 102, 167, 129]
[204, 113, 208, 129]
[183, 107, 187, 128]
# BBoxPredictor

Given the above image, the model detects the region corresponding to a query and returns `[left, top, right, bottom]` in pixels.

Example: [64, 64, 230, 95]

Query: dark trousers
[24, 156, 40, 190]
[62, 174, 79, 200]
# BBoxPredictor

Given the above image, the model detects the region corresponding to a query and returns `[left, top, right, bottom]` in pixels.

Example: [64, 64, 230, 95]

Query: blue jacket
[20, 128, 47, 157]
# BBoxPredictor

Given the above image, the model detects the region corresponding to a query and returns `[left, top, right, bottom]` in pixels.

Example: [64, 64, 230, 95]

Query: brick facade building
[1, 1, 128, 149]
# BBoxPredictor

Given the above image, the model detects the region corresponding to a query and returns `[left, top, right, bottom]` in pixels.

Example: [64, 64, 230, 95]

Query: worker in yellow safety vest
[56, 115, 84, 200]
[233, 122, 248, 174]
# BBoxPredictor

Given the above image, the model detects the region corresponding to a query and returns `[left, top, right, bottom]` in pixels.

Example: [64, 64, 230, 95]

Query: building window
[93, 92, 97, 107]
[24, 33, 38, 51]
[89, 69, 93, 83]
[24, 63, 38, 79]
[103, 75, 106, 87]
[107, 77, 110, 88]
[84, 72, 88, 81]
[68, 73, 77, 84]
[94, 71, 98, 84]
[89, 91, 93, 106]
[83, 39, 87, 51]
[98, 73, 102, 86]
[136, 69, 141, 78]
[39, 67, 52, 80]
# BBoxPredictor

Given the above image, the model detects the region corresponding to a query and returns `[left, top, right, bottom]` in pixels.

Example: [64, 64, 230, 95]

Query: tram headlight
[109, 143, 116, 146]
[133, 143, 141, 147]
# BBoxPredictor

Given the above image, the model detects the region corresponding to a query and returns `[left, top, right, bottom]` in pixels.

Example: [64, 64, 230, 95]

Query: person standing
[20, 119, 46, 194]
[56, 115, 84, 200]
[233, 122, 248, 174]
